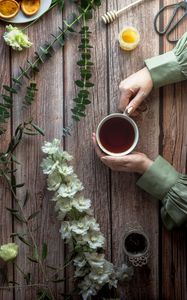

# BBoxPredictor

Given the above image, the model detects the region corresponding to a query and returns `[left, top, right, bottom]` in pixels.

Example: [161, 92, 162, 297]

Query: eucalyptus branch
[0, 122, 56, 299]
[72, 13, 93, 121]
[0, 0, 95, 135]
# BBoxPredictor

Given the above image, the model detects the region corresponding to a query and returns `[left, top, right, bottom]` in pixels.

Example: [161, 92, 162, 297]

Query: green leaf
[72, 115, 80, 121]
[81, 70, 92, 80]
[81, 53, 91, 60]
[2, 94, 13, 103]
[77, 60, 85, 66]
[40, 46, 48, 55]
[85, 82, 94, 88]
[10, 233, 18, 238]
[11, 154, 20, 164]
[13, 183, 25, 188]
[42, 243, 48, 260]
[75, 80, 84, 88]
[20, 67, 30, 80]
[3, 85, 17, 94]
[24, 272, 31, 285]
[31, 123, 44, 136]
[23, 190, 29, 207]
[79, 90, 89, 96]
[18, 235, 32, 246]
[6, 207, 18, 213]
[12, 78, 22, 86]
[81, 38, 89, 44]
[27, 256, 38, 263]
[37, 289, 52, 300]
[13, 213, 26, 223]
[28, 210, 40, 221]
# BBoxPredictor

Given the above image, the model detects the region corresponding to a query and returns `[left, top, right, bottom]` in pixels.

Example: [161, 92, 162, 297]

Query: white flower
[72, 197, 91, 213]
[59, 221, 72, 240]
[41, 140, 119, 298]
[53, 149, 73, 162]
[42, 139, 61, 155]
[0, 243, 19, 262]
[47, 171, 62, 191]
[83, 231, 105, 249]
[57, 175, 83, 198]
[79, 276, 97, 300]
[56, 199, 72, 212]
[3, 25, 32, 51]
[57, 164, 74, 176]
[74, 255, 87, 269]
[87, 218, 100, 232]
[41, 157, 59, 174]
[85, 253, 117, 287]
[54, 197, 72, 219]
[71, 218, 90, 235]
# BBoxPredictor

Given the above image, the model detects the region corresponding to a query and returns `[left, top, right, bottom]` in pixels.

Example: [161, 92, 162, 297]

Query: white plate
[0, 0, 52, 24]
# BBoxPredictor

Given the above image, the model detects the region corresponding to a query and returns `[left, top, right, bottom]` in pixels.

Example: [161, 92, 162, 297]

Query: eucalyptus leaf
[18, 235, 32, 246]
[42, 243, 48, 260]
[28, 210, 40, 221]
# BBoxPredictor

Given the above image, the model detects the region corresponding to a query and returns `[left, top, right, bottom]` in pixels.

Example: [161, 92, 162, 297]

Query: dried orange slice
[0, 0, 20, 19]
[21, 0, 40, 16]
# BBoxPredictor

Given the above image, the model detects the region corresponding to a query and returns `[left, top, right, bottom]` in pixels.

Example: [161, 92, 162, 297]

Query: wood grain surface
[161, 1, 187, 299]
[0, 23, 13, 300]
[107, 0, 160, 298]
[0, 0, 186, 299]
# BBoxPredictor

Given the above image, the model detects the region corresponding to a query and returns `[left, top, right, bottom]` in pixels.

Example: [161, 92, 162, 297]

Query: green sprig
[72, 15, 94, 121]
[0, 0, 96, 135]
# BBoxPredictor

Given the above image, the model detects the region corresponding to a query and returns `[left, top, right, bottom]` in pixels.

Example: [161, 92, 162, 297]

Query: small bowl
[118, 26, 140, 51]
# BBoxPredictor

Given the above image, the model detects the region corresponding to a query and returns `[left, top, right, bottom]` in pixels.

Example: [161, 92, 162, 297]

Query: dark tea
[99, 117, 135, 153]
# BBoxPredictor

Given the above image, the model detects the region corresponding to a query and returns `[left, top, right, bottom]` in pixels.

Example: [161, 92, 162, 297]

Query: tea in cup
[96, 113, 139, 156]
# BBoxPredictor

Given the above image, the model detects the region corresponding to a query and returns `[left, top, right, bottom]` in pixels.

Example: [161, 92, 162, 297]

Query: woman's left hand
[92, 133, 153, 174]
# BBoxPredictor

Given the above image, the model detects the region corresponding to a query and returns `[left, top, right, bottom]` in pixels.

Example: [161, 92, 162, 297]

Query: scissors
[154, 1, 187, 43]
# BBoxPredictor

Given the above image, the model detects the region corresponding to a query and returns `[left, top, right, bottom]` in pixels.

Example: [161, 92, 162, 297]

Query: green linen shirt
[137, 32, 187, 230]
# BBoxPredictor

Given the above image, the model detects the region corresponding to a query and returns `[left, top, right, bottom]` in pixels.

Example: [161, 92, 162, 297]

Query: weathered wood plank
[10, 8, 64, 299]
[64, 1, 111, 297]
[162, 1, 187, 298]
[107, 0, 160, 298]
[0, 23, 13, 300]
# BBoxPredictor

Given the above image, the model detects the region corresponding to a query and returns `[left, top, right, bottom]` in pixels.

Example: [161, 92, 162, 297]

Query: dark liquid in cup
[99, 117, 135, 153]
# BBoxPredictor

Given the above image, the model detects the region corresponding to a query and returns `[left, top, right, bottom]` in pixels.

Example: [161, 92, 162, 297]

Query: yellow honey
[119, 27, 140, 51]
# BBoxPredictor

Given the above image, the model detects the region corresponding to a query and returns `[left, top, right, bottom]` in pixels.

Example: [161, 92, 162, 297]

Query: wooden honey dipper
[102, 0, 144, 24]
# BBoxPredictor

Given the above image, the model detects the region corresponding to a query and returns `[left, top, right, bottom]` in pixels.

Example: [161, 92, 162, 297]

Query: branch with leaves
[72, 15, 93, 121]
[0, 123, 74, 299]
[0, 0, 102, 136]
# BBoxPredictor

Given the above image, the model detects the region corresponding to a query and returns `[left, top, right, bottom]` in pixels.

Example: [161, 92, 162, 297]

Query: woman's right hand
[119, 67, 153, 115]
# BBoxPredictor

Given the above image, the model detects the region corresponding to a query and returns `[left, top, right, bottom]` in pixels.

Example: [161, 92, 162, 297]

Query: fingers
[101, 156, 130, 171]
[92, 133, 105, 159]
[126, 88, 147, 116]
[118, 89, 133, 112]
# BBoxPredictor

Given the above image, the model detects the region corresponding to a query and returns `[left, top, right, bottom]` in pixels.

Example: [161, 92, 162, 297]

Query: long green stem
[16, 1, 93, 83]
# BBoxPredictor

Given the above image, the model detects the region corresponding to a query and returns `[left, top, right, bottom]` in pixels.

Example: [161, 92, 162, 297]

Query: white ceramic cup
[96, 113, 139, 157]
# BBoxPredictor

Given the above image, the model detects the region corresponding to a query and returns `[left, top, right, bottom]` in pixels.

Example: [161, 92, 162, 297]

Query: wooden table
[0, 0, 187, 299]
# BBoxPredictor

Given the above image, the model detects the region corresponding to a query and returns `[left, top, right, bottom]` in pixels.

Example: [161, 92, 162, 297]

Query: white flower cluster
[41, 139, 117, 299]
[3, 25, 32, 51]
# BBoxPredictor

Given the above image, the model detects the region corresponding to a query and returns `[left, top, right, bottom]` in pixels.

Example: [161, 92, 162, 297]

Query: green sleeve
[136, 156, 187, 230]
[144, 32, 187, 88]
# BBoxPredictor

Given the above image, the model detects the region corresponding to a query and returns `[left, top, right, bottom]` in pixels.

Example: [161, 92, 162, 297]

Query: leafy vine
[0, 123, 74, 299]
[0, 0, 101, 135]
[72, 15, 94, 121]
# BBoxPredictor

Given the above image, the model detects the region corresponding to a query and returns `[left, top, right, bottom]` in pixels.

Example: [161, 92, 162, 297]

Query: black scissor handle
[166, 10, 187, 43]
[154, 3, 180, 35]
